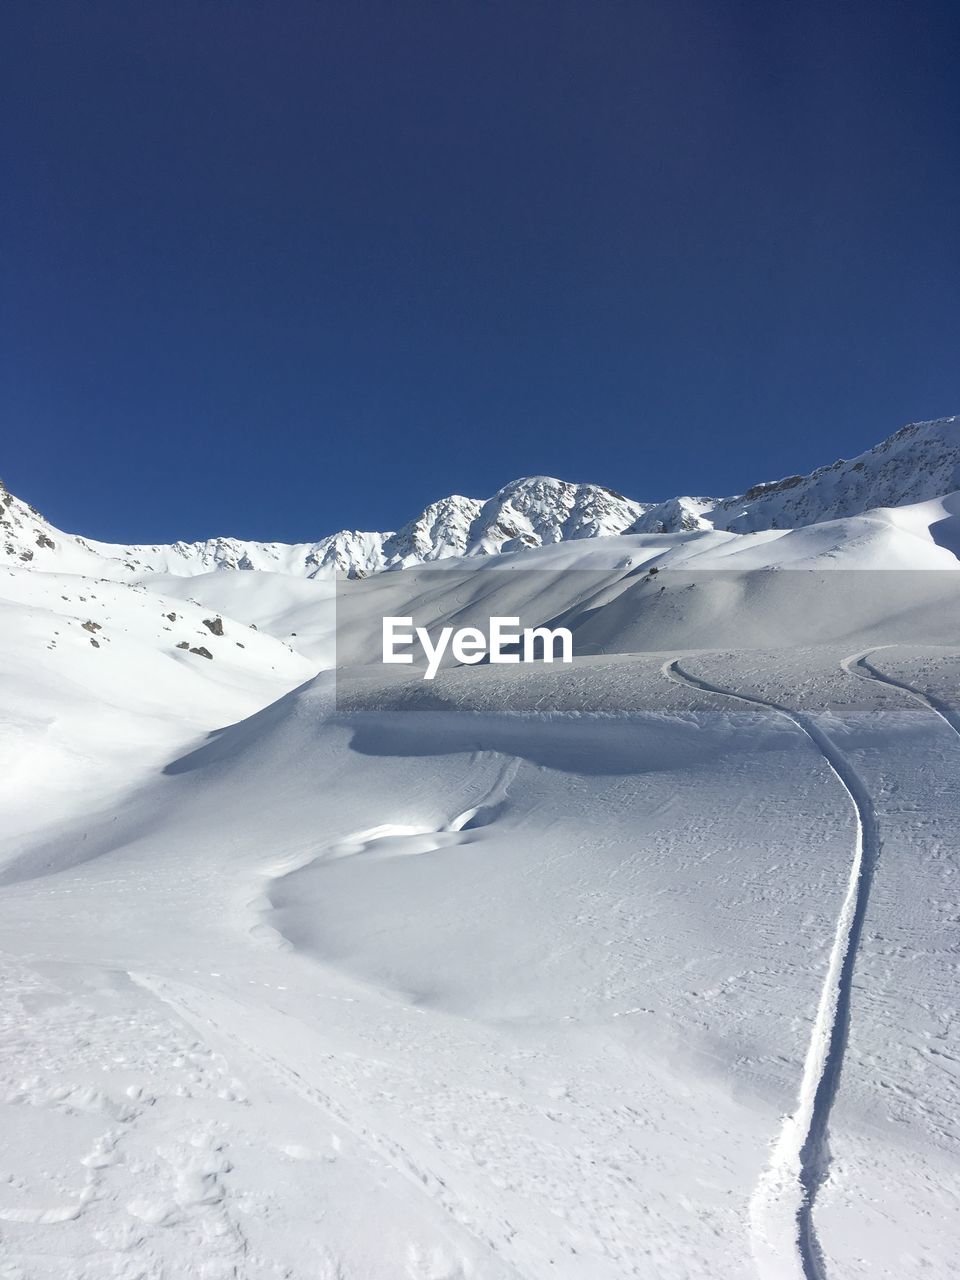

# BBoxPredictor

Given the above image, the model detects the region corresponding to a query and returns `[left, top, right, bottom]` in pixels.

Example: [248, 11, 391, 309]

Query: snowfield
[1, 426, 959, 1279]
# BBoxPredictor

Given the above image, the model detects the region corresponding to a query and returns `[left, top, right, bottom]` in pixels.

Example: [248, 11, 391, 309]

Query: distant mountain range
[3, 415, 958, 579]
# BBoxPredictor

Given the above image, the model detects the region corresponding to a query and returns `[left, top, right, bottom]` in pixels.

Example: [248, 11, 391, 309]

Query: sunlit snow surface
[1, 493, 959, 1279]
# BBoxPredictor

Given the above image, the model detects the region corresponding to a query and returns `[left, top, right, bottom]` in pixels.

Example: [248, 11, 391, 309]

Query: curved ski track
[663, 659, 880, 1280]
[841, 647, 960, 741]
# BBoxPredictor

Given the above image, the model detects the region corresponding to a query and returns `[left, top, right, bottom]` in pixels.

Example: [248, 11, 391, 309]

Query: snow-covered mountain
[3, 413, 960, 1279]
[0, 474, 642, 579]
[4, 414, 958, 579]
[634, 414, 960, 534]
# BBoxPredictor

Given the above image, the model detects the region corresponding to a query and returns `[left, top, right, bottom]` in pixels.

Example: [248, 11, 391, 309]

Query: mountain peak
[3, 415, 958, 579]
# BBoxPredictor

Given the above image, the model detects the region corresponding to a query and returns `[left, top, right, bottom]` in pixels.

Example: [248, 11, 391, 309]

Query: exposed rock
[202, 616, 224, 636]
[81, 620, 102, 633]
[189, 645, 213, 659]
[175, 641, 190, 650]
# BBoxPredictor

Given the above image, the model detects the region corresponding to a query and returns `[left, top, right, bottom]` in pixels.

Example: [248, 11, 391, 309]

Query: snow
[0, 565, 315, 855]
[1, 425, 959, 1277]
[5, 416, 959, 581]
[141, 570, 338, 665]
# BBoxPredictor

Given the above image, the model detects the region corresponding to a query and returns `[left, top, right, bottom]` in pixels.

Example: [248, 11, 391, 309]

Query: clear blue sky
[2, 0, 958, 543]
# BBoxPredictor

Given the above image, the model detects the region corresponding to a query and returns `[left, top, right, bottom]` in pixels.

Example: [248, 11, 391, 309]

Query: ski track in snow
[129, 971, 523, 1279]
[841, 646, 960, 741]
[662, 659, 880, 1280]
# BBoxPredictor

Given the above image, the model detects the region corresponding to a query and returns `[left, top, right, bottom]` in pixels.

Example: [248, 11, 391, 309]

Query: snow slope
[141, 570, 338, 666]
[1, 638, 958, 1277]
[1, 421, 959, 1279]
[0, 564, 315, 859]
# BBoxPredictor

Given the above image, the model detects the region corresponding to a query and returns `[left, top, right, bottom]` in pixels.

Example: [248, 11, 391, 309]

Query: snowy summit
[0, 414, 959, 1279]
